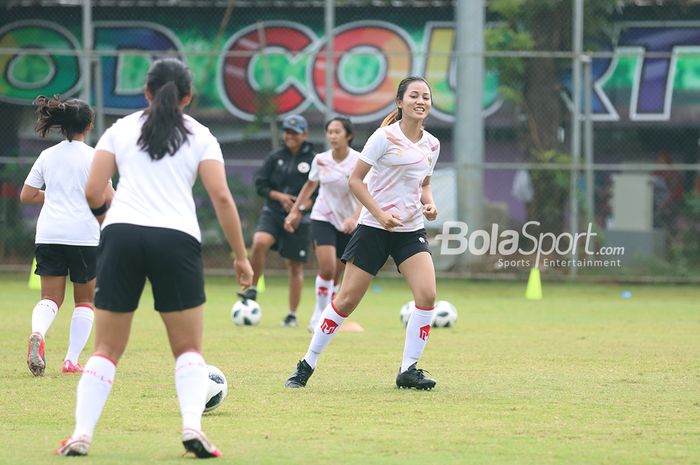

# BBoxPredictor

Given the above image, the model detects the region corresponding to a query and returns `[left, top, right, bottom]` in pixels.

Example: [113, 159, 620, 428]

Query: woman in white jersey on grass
[21, 96, 114, 376]
[56, 58, 253, 458]
[283, 117, 362, 331]
[285, 76, 440, 390]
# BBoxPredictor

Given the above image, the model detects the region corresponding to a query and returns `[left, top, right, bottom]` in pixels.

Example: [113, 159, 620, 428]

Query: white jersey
[358, 121, 440, 232]
[308, 148, 361, 231]
[96, 111, 224, 242]
[24, 140, 100, 246]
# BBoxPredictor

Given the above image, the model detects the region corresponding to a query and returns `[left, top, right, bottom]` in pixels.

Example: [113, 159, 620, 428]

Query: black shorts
[94, 224, 205, 312]
[311, 220, 353, 259]
[341, 224, 431, 276]
[34, 244, 97, 284]
[256, 207, 311, 262]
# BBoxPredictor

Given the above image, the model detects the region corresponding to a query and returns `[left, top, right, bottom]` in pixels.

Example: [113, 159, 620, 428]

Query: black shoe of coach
[236, 288, 257, 302]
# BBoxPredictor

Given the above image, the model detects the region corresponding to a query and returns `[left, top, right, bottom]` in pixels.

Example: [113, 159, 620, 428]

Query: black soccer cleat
[280, 313, 298, 327]
[236, 287, 257, 302]
[396, 363, 436, 390]
[285, 359, 314, 388]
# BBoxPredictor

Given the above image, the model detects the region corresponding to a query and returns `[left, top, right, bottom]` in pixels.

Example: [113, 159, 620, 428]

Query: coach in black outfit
[238, 114, 316, 327]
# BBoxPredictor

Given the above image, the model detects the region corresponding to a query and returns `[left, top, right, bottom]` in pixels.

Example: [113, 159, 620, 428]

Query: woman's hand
[284, 210, 301, 232]
[272, 192, 297, 212]
[377, 211, 403, 231]
[341, 217, 358, 234]
[423, 203, 438, 221]
[234, 258, 254, 289]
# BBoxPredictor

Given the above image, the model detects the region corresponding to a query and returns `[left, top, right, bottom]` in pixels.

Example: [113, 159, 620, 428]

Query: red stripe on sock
[93, 353, 117, 366]
[331, 301, 349, 318]
[76, 304, 94, 312]
[415, 305, 435, 311]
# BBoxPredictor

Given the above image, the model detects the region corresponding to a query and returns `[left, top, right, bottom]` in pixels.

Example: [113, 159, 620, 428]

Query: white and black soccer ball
[399, 300, 415, 327]
[231, 300, 262, 326]
[432, 300, 458, 327]
[204, 364, 228, 413]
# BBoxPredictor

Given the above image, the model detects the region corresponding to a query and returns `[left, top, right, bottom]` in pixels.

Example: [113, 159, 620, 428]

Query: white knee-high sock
[311, 275, 333, 325]
[175, 352, 208, 432]
[64, 305, 94, 363]
[401, 305, 434, 373]
[31, 299, 58, 336]
[73, 355, 116, 439]
[304, 302, 347, 368]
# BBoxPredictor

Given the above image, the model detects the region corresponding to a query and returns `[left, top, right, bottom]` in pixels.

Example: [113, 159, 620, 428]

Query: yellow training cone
[28, 258, 41, 290]
[257, 274, 266, 293]
[525, 267, 542, 300]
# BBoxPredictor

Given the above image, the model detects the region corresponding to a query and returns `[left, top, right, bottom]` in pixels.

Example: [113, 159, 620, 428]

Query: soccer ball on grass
[204, 364, 228, 413]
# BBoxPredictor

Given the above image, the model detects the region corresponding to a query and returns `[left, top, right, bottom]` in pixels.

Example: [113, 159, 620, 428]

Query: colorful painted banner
[2, 13, 700, 124]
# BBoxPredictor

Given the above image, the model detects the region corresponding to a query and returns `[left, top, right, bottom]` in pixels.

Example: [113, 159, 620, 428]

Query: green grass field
[0, 271, 698, 465]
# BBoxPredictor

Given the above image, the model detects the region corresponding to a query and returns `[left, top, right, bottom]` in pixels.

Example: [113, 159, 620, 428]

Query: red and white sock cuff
[84, 355, 116, 384]
[330, 301, 349, 319]
[414, 304, 435, 311]
[92, 353, 117, 367]
[73, 305, 94, 319]
[39, 298, 59, 314]
[175, 351, 206, 372]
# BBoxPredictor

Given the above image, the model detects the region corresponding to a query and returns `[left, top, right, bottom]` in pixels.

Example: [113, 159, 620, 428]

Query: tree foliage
[485, 0, 618, 232]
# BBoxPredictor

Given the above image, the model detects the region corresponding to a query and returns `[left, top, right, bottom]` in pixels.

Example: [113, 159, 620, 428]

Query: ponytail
[138, 81, 190, 160]
[138, 58, 193, 161]
[380, 108, 401, 128]
[33, 95, 93, 141]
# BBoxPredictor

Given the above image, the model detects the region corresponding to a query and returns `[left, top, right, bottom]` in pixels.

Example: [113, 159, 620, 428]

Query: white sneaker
[182, 428, 222, 458]
[56, 435, 91, 456]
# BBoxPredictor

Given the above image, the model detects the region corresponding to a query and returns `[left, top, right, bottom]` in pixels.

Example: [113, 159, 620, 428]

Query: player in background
[20, 96, 114, 376]
[283, 117, 362, 331]
[238, 114, 316, 327]
[56, 58, 253, 458]
[285, 77, 440, 390]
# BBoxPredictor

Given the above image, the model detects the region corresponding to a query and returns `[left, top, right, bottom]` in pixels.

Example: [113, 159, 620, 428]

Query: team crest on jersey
[277, 159, 284, 166]
[297, 162, 310, 173]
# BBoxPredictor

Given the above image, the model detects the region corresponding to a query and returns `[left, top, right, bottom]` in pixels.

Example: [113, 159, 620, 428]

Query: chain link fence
[1, 0, 699, 280]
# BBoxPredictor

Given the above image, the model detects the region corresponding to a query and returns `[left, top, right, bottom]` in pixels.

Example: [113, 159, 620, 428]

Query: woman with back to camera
[21, 96, 114, 377]
[56, 58, 253, 458]
[285, 76, 440, 390]
[283, 117, 362, 331]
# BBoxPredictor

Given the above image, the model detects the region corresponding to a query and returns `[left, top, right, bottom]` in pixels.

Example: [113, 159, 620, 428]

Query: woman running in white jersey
[21, 96, 114, 377]
[285, 76, 440, 390]
[284, 117, 362, 331]
[56, 58, 253, 459]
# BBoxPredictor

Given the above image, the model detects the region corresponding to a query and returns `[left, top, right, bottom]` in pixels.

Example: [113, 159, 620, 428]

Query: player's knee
[317, 266, 334, 281]
[93, 345, 124, 363]
[41, 294, 64, 308]
[251, 239, 268, 253]
[414, 290, 436, 309]
[333, 293, 360, 313]
[171, 345, 201, 359]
